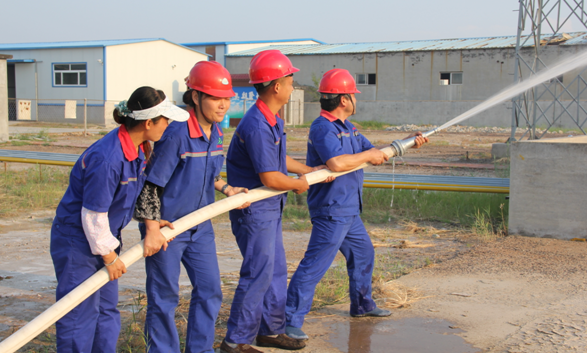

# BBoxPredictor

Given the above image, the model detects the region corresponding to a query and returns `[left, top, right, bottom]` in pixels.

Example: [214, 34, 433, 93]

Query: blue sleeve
[245, 128, 281, 174]
[145, 134, 181, 188]
[358, 132, 375, 152]
[82, 156, 120, 213]
[310, 124, 346, 163]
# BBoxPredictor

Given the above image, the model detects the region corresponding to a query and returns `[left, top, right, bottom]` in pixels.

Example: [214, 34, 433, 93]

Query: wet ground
[327, 317, 477, 353]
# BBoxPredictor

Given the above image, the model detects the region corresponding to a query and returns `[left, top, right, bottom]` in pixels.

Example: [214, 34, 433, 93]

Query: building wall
[105, 40, 208, 105]
[0, 55, 10, 142]
[228, 45, 586, 127]
[2, 47, 104, 120]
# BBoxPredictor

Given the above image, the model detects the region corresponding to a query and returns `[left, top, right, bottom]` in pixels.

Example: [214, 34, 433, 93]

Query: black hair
[319, 94, 343, 112]
[112, 86, 166, 160]
[253, 82, 274, 95]
[253, 74, 293, 95]
[182, 89, 210, 108]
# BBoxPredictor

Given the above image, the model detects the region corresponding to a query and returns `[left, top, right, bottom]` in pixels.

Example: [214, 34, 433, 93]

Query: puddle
[328, 317, 478, 353]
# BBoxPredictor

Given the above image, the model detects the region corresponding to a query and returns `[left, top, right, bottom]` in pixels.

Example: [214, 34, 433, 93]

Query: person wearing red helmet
[284, 69, 428, 341]
[134, 61, 249, 353]
[220, 50, 331, 353]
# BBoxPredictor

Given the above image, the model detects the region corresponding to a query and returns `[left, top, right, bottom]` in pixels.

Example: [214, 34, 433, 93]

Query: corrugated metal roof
[0, 38, 206, 53]
[182, 38, 325, 46]
[227, 32, 587, 56]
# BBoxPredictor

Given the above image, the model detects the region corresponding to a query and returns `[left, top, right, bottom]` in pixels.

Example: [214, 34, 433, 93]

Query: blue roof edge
[0, 38, 211, 55]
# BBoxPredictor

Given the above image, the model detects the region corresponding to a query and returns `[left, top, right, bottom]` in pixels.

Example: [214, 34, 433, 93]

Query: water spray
[2, 51, 587, 353]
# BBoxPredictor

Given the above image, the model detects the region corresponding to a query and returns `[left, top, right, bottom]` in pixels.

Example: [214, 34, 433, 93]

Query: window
[53, 63, 87, 86]
[356, 73, 377, 85]
[440, 72, 463, 85]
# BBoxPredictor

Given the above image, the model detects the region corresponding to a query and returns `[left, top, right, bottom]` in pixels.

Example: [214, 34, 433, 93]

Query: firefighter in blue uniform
[134, 61, 249, 353]
[284, 69, 429, 341]
[220, 50, 331, 353]
[50, 86, 188, 352]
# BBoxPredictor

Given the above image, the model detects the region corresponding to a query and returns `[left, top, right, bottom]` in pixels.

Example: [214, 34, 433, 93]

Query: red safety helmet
[318, 69, 361, 94]
[185, 61, 235, 98]
[249, 50, 300, 84]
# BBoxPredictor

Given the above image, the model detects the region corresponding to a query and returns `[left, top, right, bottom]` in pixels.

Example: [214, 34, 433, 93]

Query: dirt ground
[0, 124, 584, 352]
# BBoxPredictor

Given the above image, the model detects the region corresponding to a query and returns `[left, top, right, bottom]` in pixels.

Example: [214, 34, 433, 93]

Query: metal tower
[511, 0, 587, 140]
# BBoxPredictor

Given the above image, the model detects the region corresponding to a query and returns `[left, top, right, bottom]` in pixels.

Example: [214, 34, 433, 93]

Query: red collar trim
[118, 125, 139, 161]
[187, 109, 203, 138]
[256, 100, 278, 127]
[320, 109, 339, 122]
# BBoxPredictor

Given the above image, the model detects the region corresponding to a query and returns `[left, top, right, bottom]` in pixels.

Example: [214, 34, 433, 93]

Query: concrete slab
[491, 143, 510, 159]
[509, 135, 587, 239]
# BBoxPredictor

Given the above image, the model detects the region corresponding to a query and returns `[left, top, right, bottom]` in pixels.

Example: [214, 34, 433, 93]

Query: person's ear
[340, 95, 348, 108]
[272, 81, 280, 94]
[144, 119, 153, 130]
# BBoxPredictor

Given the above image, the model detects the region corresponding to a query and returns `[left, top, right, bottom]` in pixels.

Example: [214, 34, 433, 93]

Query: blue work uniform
[225, 100, 288, 344]
[285, 109, 377, 328]
[140, 109, 224, 353]
[50, 125, 147, 353]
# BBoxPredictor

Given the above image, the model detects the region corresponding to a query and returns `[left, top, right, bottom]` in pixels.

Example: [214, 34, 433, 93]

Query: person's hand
[226, 186, 251, 209]
[368, 148, 389, 165]
[102, 251, 126, 281]
[293, 174, 310, 194]
[405, 131, 429, 148]
[143, 219, 174, 257]
[159, 220, 176, 243]
[311, 165, 335, 183]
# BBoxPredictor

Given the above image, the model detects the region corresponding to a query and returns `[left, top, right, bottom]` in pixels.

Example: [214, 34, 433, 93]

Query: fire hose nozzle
[390, 127, 440, 157]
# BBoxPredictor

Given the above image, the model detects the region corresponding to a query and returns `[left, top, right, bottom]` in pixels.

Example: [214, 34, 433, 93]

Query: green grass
[8, 140, 33, 146]
[281, 189, 508, 230]
[313, 259, 350, 308]
[361, 188, 508, 227]
[353, 120, 388, 130]
[0, 166, 71, 216]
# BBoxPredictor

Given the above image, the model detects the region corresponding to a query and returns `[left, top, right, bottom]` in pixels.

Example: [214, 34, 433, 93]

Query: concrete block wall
[509, 135, 587, 239]
[0, 54, 11, 142]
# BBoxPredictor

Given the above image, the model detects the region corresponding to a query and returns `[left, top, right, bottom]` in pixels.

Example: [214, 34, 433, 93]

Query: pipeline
[0, 135, 438, 352]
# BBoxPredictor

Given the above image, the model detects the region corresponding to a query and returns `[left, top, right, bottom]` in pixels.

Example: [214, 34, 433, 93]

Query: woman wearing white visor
[50, 86, 188, 352]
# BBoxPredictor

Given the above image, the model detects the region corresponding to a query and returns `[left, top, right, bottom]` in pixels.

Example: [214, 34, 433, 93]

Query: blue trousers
[286, 215, 376, 328]
[225, 217, 287, 344]
[50, 222, 120, 353]
[143, 225, 222, 353]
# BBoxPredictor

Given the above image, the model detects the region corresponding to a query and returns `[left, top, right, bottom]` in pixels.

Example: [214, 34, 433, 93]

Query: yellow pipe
[364, 183, 509, 193]
[1, 159, 508, 193]
[0, 157, 75, 166]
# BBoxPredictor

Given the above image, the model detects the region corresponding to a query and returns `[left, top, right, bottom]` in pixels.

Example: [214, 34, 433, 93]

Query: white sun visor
[128, 97, 189, 122]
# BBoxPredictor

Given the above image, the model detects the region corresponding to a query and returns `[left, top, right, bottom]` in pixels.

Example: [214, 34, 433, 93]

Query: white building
[0, 39, 208, 125]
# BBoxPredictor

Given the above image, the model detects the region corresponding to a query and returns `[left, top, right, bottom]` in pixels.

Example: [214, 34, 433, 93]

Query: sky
[0, 0, 582, 45]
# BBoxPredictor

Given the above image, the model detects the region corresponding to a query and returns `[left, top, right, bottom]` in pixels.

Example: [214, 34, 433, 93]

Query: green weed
[313, 260, 350, 308]
[353, 121, 388, 130]
[0, 166, 71, 216]
[9, 140, 32, 146]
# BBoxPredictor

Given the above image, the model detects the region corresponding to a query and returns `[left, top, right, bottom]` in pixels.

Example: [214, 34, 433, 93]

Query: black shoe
[256, 333, 306, 350]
